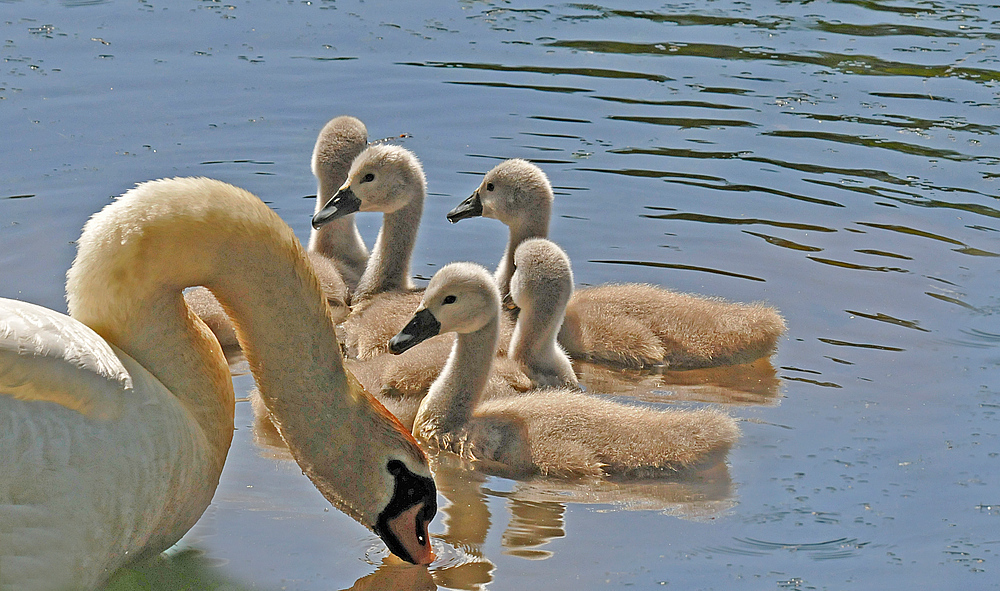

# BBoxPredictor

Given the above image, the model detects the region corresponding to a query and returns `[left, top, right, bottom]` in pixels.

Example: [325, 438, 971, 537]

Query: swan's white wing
[0, 298, 216, 589]
[0, 298, 130, 420]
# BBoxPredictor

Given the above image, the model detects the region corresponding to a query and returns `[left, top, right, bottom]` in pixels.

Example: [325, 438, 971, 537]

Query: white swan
[388, 262, 740, 478]
[0, 177, 436, 591]
[184, 115, 370, 349]
[448, 159, 787, 369]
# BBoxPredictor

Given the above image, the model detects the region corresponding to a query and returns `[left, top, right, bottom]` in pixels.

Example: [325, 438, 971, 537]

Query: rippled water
[1, 0, 998, 589]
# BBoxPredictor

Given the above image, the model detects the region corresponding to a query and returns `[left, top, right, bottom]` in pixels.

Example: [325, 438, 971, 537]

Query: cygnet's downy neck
[509, 295, 571, 386]
[354, 182, 424, 301]
[308, 202, 369, 290]
[307, 119, 370, 288]
[415, 314, 499, 435]
[496, 211, 550, 297]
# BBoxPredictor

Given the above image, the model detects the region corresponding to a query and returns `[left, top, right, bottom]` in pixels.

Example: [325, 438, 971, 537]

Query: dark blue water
[1, 1, 998, 589]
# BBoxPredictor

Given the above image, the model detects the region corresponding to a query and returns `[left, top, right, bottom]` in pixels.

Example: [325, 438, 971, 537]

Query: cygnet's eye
[362, 172, 375, 183]
[486, 182, 495, 192]
[443, 295, 457, 305]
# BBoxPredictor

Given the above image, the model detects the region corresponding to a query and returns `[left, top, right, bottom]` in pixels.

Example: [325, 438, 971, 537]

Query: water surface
[1, 0, 997, 589]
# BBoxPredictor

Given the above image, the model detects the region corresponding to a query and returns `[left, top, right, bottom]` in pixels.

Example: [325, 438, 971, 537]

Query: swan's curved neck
[496, 215, 549, 297]
[417, 316, 498, 433]
[66, 180, 378, 480]
[354, 186, 424, 301]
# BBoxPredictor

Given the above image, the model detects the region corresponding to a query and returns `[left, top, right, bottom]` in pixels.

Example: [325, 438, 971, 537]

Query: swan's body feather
[1, 302, 215, 590]
[1, 300, 131, 419]
[465, 391, 736, 478]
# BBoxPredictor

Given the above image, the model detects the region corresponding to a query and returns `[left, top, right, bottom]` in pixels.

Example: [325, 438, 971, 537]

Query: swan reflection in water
[329, 448, 732, 591]
[242, 353, 771, 590]
[249, 392, 735, 591]
[101, 546, 439, 591]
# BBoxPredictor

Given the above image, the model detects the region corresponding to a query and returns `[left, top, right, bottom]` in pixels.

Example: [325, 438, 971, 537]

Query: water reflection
[342, 556, 436, 591]
[702, 536, 871, 561]
[102, 548, 248, 591]
[589, 258, 769, 282]
[544, 39, 1000, 83]
[4, 0, 995, 587]
[403, 60, 670, 83]
[242, 353, 744, 590]
[576, 358, 782, 406]
[425, 448, 734, 590]
[108, 545, 441, 591]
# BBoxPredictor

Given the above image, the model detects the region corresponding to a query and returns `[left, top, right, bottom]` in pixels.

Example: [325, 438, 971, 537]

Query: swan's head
[448, 159, 553, 227]
[510, 237, 574, 313]
[388, 263, 500, 353]
[311, 115, 368, 196]
[310, 371, 438, 566]
[371, 452, 438, 566]
[313, 144, 425, 229]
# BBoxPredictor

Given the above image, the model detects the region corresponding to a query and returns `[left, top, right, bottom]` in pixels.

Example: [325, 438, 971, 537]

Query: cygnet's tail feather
[476, 390, 739, 478]
[561, 284, 786, 369]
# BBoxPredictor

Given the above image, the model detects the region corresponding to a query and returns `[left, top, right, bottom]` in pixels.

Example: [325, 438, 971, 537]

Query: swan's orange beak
[386, 500, 436, 565]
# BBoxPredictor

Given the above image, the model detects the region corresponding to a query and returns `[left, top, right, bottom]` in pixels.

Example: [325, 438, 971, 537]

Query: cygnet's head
[510, 237, 574, 313]
[388, 263, 500, 353]
[447, 159, 552, 226]
[311, 115, 368, 193]
[313, 144, 426, 228]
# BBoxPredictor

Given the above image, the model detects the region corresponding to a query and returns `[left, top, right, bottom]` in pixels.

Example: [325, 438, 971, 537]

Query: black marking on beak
[311, 186, 362, 229]
[388, 308, 441, 354]
[374, 459, 437, 565]
[446, 191, 483, 223]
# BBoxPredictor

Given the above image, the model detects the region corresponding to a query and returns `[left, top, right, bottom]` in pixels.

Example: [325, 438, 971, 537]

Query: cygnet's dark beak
[446, 191, 483, 223]
[388, 308, 441, 354]
[312, 186, 362, 229]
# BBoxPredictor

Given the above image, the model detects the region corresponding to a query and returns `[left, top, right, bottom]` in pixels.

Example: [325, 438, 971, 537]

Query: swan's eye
[443, 295, 457, 305]
[486, 182, 494, 192]
[362, 173, 375, 183]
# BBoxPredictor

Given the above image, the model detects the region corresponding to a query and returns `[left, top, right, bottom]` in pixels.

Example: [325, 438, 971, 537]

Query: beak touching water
[375, 459, 437, 565]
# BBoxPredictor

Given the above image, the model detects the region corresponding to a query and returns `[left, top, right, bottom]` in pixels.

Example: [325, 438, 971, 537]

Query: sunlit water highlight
[1, 0, 997, 589]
